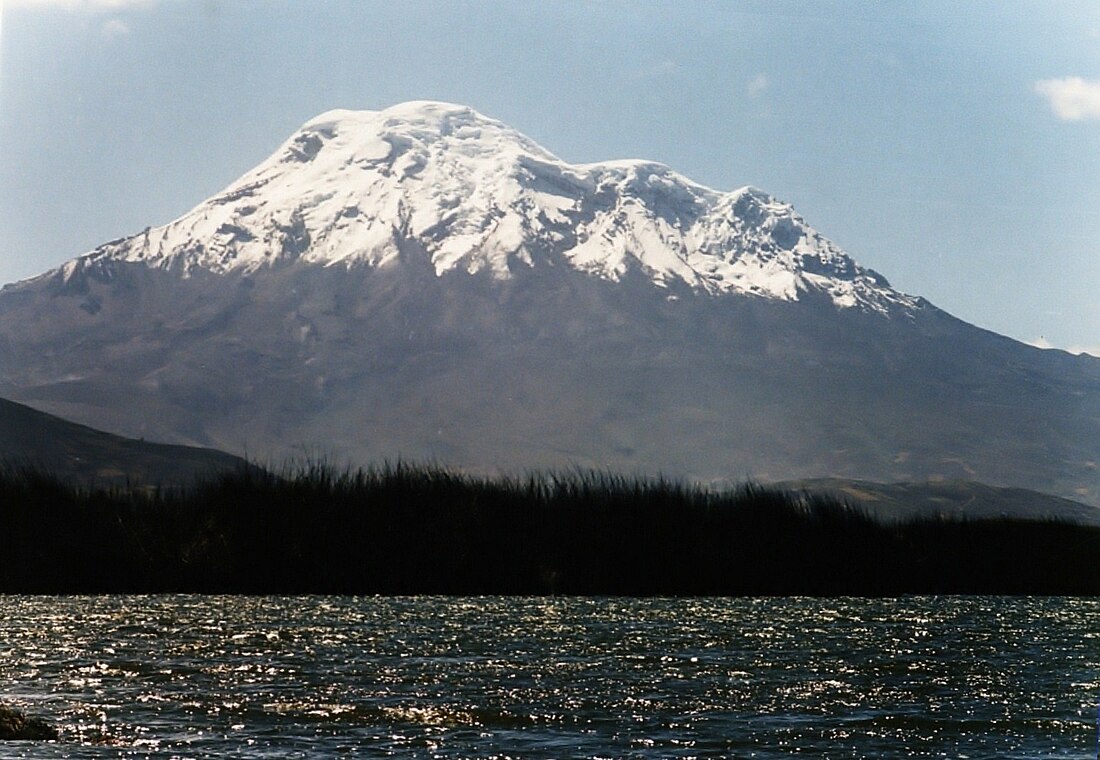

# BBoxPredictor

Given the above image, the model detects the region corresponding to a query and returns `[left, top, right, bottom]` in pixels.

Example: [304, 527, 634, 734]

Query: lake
[0, 596, 1096, 758]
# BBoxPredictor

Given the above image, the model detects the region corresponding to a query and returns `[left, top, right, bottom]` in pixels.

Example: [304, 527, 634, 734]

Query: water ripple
[0, 596, 1096, 758]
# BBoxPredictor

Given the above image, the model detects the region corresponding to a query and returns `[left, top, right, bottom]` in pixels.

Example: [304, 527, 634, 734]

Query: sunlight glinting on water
[0, 596, 1096, 758]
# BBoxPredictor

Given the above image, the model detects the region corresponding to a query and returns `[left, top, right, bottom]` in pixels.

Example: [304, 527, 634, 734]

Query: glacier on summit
[79, 101, 915, 314]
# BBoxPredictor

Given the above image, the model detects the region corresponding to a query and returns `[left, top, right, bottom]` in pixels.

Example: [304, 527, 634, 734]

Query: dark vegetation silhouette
[0, 461, 1097, 595]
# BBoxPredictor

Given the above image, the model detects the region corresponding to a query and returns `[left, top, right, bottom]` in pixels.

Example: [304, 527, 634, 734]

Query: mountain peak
[290, 101, 558, 168]
[67, 102, 916, 313]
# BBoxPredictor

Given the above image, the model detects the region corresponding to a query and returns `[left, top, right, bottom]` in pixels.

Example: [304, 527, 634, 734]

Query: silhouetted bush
[0, 461, 1096, 594]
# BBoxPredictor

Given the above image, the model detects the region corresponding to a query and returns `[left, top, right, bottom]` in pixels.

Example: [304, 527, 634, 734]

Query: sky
[1, 0, 1099, 353]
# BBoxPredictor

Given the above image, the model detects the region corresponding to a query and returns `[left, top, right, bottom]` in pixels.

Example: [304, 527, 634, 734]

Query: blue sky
[2, 0, 1098, 352]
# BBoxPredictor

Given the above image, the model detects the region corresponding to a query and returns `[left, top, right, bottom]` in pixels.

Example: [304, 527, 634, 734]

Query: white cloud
[1068, 345, 1100, 358]
[1026, 337, 1100, 357]
[1034, 77, 1100, 121]
[4, 0, 154, 10]
[747, 74, 769, 98]
[100, 17, 129, 37]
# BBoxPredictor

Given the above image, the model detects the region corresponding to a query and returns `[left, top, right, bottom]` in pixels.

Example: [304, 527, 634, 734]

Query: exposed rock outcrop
[0, 704, 58, 741]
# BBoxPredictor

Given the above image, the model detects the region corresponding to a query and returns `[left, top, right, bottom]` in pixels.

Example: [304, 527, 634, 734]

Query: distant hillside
[3, 102, 1099, 503]
[779, 478, 1100, 526]
[0, 397, 246, 486]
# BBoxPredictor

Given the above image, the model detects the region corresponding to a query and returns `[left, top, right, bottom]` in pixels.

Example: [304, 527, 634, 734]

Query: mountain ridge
[2, 102, 1098, 504]
[776, 477, 1100, 526]
[42, 101, 917, 315]
[0, 396, 246, 486]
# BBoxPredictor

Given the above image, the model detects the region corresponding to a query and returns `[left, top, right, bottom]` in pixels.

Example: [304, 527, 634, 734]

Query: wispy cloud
[7, 0, 149, 40]
[1027, 337, 1100, 357]
[100, 16, 129, 37]
[652, 59, 679, 75]
[4, 0, 154, 10]
[1034, 77, 1100, 121]
[747, 73, 769, 98]
[1069, 345, 1100, 358]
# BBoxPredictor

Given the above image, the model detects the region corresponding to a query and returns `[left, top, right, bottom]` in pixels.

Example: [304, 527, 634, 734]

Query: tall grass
[0, 461, 1096, 595]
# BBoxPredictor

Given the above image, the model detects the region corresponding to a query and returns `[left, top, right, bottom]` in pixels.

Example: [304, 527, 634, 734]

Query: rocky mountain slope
[2, 101, 1098, 503]
[779, 478, 1100, 526]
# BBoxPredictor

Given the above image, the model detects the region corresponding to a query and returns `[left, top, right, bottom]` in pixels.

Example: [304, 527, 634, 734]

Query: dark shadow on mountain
[0, 396, 248, 488]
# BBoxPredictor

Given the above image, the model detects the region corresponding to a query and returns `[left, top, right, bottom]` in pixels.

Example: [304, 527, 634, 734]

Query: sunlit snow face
[80, 101, 912, 314]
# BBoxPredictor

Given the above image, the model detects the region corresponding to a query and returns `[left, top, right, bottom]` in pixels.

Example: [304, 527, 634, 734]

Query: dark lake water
[0, 596, 1096, 758]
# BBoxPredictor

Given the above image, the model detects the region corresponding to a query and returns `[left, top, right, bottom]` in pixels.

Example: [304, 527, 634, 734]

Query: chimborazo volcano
[2, 101, 1098, 503]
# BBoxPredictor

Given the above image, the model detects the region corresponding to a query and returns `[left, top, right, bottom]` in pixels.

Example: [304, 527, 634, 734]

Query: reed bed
[0, 461, 1096, 595]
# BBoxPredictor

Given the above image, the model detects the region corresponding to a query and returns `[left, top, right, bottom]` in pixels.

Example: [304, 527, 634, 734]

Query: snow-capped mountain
[70, 101, 913, 313]
[3, 102, 1099, 505]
